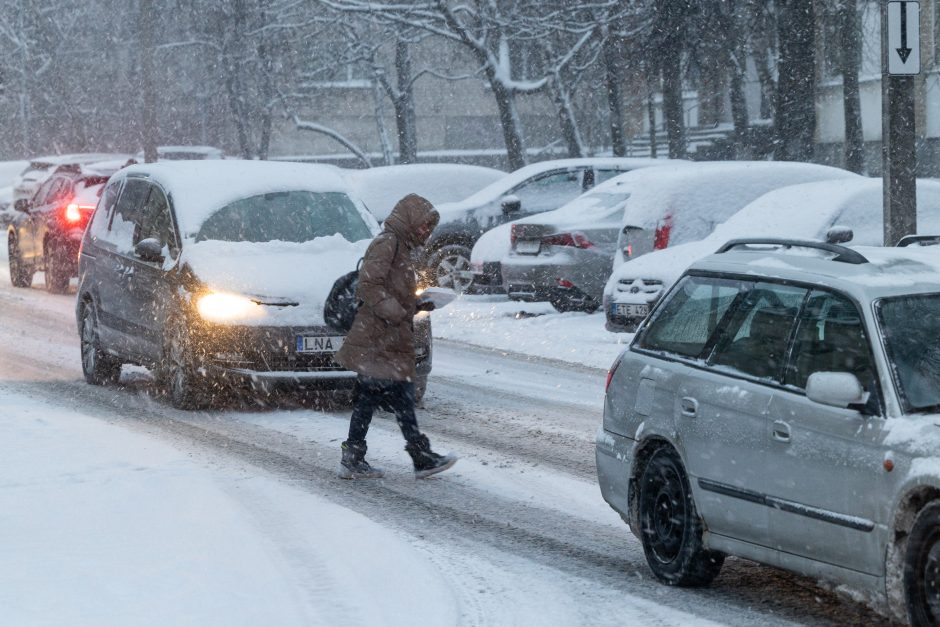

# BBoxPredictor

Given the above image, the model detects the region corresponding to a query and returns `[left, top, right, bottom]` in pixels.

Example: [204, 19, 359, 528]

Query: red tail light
[605, 354, 624, 394]
[654, 215, 672, 250]
[541, 232, 594, 249]
[510, 224, 519, 247]
[63, 201, 95, 225]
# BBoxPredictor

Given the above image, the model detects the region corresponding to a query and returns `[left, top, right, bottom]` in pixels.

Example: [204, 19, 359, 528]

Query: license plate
[516, 239, 541, 254]
[612, 303, 649, 318]
[296, 335, 345, 353]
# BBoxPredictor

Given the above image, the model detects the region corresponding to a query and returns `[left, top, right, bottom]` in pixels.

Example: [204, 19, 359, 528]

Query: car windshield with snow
[75, 160, 433, 409]
[598, 240, 940, 623]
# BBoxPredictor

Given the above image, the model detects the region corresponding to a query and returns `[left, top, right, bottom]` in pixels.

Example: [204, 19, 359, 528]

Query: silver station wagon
[596, 238, 940, 624]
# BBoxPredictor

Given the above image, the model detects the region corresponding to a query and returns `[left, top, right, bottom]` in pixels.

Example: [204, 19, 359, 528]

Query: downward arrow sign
[897, 1, 912, 63]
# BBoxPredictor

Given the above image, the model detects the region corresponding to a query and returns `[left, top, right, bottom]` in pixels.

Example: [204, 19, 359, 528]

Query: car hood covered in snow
[181, 236, 370, 327]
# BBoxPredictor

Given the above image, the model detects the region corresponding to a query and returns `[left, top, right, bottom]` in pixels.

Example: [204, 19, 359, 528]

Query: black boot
[405, 434, 457, 479]
[338, 440, 385, 480]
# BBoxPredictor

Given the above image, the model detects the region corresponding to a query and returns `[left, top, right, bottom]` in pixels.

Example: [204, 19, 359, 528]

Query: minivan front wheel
[163, 318, 211, 410]
[638, 447, 724, 586]
[904, 501, 940, 624]
[80, 305, 121, 385]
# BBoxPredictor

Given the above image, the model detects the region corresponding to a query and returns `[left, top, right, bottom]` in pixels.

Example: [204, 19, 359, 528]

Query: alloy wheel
[436, 250, 472, 293]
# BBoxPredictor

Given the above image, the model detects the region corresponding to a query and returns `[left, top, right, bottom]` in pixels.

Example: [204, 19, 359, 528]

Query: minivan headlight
[196, 292, 263, 323]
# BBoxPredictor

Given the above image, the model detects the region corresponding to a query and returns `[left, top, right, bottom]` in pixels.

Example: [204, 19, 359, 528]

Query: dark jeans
[347, 375, 421, 444]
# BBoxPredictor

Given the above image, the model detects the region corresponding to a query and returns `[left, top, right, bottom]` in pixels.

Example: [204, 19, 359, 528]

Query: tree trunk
[394, 39, 418, 164]
[488, 73, 527, 171]
[603, 37, 626, 157]
[647, 88, 658, 159]
[774, 0, 817, 162]
[840, 0, 865, 173]
[137, 0, 158, 163]
[550, 75, 584, 158]
[729, 49, 751, 158]
[372, 79, 395, 166]
[660, 47, 686, 160]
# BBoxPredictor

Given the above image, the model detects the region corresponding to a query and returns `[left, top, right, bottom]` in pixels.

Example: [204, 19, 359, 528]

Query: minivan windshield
[195, 191, 373, 244]
[878, 293, 940, 412]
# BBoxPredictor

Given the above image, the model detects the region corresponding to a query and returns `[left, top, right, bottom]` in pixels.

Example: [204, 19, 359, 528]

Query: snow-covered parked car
[604, 177, 940, 331]
[134, 145, 225, 161]
[12, 153, 128, 202]
[598, 239, 940, 624]
[425, 157, 673, 292]
[344, 163, 504, 222]
[75, 160, 432, 408]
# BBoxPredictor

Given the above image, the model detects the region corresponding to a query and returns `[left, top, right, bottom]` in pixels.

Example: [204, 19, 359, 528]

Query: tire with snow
[904, 501, 940, 625]
[638, 447, 724, 586]
[427, 243, 473, 293]
[44, 242, 70, 294]
[415, 376, 427, 405]
[161, 317, 212, 410]
[8, 236, 34, 288]
[80, 304, 122, 385]
[549, 291, 599, 314]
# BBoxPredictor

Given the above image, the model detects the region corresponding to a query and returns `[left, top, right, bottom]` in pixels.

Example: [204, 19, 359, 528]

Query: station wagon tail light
[510, 224, 520, 247]
[196, 292, 264, 323]
[64, 202, 95, 223]
[541, 232, 594, 249]
[654, 215, 672, 250]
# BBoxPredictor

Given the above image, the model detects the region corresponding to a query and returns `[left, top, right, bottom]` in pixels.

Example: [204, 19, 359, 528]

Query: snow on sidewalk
[431, 295, 632, 370]
[0, 389, 457, 627]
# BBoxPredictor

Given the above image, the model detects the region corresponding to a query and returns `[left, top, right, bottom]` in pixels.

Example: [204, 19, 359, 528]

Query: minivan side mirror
[826, 226, 854, 244]
[806, 372, 869, 409]
[135, 238, 164, 263]
[501, 195, 522, 214]
[14, 198, 30, 213]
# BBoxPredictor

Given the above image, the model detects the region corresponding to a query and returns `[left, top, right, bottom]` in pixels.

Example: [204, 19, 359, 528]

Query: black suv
[7, 166, 110, 293]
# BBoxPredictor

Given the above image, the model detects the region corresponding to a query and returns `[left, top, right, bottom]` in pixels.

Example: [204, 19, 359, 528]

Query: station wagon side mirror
[14, 198, 30, 213]
[806, 372, 869, 410]
[501, 195, 522, 214]
[135, 238, 164, 263]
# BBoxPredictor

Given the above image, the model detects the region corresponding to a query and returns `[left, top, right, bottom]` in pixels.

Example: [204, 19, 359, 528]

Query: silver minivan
[596, 238, 940, 624]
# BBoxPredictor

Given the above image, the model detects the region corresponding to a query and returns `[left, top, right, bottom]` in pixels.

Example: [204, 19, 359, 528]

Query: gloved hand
[416, 298, 436, 312]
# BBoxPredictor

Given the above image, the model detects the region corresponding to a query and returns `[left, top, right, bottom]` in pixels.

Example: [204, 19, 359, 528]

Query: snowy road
[0, 256, 896, 625]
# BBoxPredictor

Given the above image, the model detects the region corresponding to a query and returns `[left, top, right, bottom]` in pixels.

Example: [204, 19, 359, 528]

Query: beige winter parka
[334, 194, 439, 382]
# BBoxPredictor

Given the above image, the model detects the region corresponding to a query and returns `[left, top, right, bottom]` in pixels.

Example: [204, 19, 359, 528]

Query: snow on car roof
[344, 163, 504, 221]
[115, 160, 352, 237]
[27, 153, 128, 168]
[691, 244, 940, 299]
[617, 161, 858, 236]
[607, 177, 940, 289]
[436, 157, 681, 218]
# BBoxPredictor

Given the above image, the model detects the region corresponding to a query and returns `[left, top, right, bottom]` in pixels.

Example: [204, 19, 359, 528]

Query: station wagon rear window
[637, 275, 744, 358]
[195, 191, 373, 244]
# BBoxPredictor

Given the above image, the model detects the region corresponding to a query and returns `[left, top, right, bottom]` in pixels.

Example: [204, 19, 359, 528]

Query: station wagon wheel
[903, 501, 940, 624]
[163, 317, 212, 410]
[8, 236, 34, 288]
[44, 243, 70, 294]
[80, 305, 121, 385]
[638, 447, 724, 586]
[428, 244, 473, 293]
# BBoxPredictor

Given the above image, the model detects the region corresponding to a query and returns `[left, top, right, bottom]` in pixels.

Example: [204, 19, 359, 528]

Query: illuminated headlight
[196, 292, 264, 323]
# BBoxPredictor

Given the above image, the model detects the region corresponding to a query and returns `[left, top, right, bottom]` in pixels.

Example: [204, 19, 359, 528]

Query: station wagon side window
[707, 283, 807, 381]
[636, 275, 745, 359]
[784, 290, 876, 394]
[32, 177, 57, 205]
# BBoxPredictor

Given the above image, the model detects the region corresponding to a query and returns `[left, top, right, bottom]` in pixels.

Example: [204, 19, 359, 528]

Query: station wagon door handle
[680, 397, 698, 417]
[772, 420, 791, 443]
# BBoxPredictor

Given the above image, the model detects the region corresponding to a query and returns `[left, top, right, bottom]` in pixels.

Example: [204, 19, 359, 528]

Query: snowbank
[431, 296, 629, 370]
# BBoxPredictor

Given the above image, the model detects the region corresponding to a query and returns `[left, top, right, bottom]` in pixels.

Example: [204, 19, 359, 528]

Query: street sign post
[883, 1, 920, 246]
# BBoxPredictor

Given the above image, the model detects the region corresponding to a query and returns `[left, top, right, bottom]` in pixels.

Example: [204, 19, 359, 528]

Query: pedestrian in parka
[334, 193, 457, 480]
